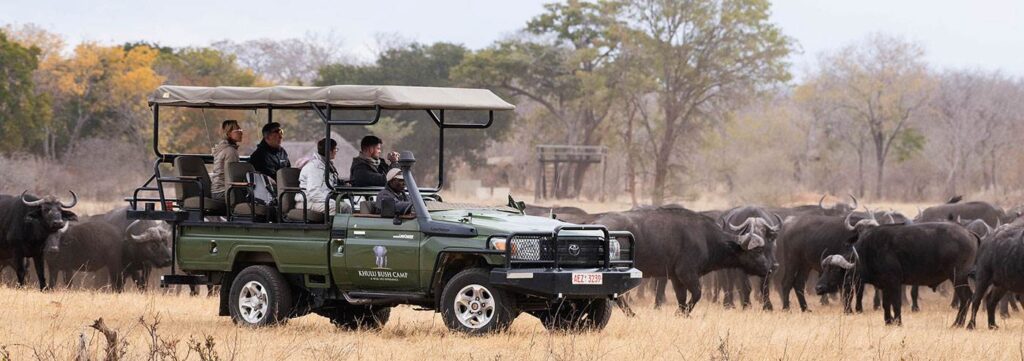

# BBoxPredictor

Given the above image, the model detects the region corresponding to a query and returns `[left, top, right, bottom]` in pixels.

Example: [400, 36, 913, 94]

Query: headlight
[490, 237, 508, 251]
[609, 238, 622, 260]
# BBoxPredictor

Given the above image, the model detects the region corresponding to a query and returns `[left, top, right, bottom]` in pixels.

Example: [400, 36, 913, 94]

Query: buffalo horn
[848, 193, 859, 210]
[60, 191, 78, 209]
[728, 217, 754, 232]
[818, 194, 827, 209]
[126, 219, 142, 234]
[844, 211, 857, 231]
[746, 233, 765, 250]
[20, 190, 44, 207]
[822, 255, 855, 270]
[770, 213, 784, 231]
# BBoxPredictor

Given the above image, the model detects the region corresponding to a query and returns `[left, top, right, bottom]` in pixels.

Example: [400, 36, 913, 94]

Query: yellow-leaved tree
[38, 43, 163, 160]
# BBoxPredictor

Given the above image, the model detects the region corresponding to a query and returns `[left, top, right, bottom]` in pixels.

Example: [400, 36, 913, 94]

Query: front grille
[507, 235, 606, 267]
[556, 237, 606, 267]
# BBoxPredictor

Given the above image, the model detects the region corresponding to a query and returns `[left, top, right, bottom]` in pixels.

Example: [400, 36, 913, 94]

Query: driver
[376, 168, 412, 213]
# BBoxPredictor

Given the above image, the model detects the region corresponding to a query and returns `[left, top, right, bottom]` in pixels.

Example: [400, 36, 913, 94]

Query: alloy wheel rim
[454, 284, 495, 329]
[238, 281, 269, 324]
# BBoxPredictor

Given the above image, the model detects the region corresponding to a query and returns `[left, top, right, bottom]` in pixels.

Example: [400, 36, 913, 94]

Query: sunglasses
[271, 128, 284, 135]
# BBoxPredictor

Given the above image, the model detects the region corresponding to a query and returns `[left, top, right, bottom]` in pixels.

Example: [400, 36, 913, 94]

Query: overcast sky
[2, 0, 1022, 77]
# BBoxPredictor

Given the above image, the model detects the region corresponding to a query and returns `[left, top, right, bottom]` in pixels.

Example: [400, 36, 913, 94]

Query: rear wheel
[534, 299, 612, 332]
[329, 305, 391, 331]
[228, 265, 293, 327]
[440, 268, 516, 335]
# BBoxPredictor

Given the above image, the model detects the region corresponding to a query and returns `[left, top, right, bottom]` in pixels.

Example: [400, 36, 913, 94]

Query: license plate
[571, 272, 603, 285]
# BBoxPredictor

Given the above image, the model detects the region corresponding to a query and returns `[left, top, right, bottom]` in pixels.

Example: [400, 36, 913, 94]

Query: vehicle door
[343, 214, 421, 291]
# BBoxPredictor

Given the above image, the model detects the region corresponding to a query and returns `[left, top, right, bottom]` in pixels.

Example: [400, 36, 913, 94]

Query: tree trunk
[650, 102, 680, 206]
[856, 148, 865, 198]
[874, 153, 886, 199]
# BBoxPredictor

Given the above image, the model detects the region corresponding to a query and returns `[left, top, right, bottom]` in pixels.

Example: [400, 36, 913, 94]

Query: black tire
[535, 299, 613, 332]
[329, 305, 392, 331]
[440, 268, 517, 335]
[228, 265, 293, 327]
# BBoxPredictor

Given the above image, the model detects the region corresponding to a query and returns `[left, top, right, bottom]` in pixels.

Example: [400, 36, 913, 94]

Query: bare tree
[213, 32, 350, 85]
[814, 34, 932, 198]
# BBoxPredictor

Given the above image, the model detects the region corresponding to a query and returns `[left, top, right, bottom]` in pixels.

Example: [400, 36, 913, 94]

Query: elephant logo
[373, 245, 388, 269]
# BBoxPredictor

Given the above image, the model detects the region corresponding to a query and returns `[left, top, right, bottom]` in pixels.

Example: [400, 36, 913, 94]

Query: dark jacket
[376, 185, 412, 214]
[249, 140, 291, 179]
[350, 156, 394, 187]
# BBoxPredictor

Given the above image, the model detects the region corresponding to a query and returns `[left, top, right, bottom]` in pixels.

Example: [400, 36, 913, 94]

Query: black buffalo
[717, 206, 782, 310]
[777, 214, 863, 312]
[46, 221, 126, 291]
[90, 207, 173, 290]
[773, 194, 859, 218]
[0, 191, 79, 289]
[966, 222, 1024, 329]
[916, 197, 1007, 225]
[594, 206, 774, 314]
[816, 221, 977, 325]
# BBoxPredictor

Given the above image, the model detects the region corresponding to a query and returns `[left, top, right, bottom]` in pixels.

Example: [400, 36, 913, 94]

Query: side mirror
[397, 151, 416, 169]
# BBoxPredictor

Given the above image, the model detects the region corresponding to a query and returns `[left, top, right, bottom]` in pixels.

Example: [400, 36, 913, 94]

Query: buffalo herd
[0, 192, 173, 292]
[532, 194, 1024, 328]
[4, 190, 1024, 330]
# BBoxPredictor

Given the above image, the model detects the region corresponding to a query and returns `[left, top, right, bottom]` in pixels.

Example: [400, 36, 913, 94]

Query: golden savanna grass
[2, 286, 1024, 361]
[3, 196, 1011, 360]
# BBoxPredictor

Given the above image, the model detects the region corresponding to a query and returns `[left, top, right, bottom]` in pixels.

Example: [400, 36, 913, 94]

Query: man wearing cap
[350, 135, 400, 187]
[376, 168, 412, 213]
[249, 122, 291, 180]
[211, 120, 243, 201]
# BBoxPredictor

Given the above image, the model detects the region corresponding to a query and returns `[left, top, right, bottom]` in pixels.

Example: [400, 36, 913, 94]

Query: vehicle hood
[429, 209, 599, 237]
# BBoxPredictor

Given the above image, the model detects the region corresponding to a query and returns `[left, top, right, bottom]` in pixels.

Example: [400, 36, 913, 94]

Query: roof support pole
[438, 109, 445, 190]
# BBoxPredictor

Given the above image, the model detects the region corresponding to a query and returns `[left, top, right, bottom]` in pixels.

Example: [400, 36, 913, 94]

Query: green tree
[454, 0, 621, 198]
[317, 42, 511, 184]
[618, 0, 793, 205]
[0, 31, 49, 154]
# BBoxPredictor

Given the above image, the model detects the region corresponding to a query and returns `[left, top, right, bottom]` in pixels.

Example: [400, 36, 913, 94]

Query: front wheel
[534, 299, 613, 332]
[440, 268, 517, 335]
[228, 265, 293, 327]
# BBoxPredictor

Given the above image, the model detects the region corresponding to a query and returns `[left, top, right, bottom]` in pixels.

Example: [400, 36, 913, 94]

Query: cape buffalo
[816, 221, 977, 326]
[966, 222, 1024, 329]
[46, 221, 127, 291]
[0, 191, 78, 289]
[916, 197, 1006, 225]
[777, 214, 862, 312]
[90, 207, 173, 290]
[594, 206, 773, 314]
[718, 206, 783, 310]
[776, 194, 859, 218]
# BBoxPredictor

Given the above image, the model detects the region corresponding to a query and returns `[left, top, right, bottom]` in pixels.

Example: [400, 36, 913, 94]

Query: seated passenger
[211, 120, 242, 201]
[376, 168, 413, 214]
[249, 122, 290, 181]
[297, 138, 348, 215]
[350, 135, 399, 187]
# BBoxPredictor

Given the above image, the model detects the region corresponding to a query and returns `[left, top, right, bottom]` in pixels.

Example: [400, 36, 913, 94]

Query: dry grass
[1, 286, 1023, 361]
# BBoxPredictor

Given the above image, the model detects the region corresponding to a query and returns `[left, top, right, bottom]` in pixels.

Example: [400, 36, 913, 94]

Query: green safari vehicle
[126, 85, 642, 334]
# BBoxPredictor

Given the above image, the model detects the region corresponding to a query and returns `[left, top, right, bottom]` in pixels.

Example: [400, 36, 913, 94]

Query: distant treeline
[1, 1, 1022, 206]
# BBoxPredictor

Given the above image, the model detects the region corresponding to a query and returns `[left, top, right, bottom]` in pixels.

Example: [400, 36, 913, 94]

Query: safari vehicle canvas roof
[148, 85, 516, 110]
